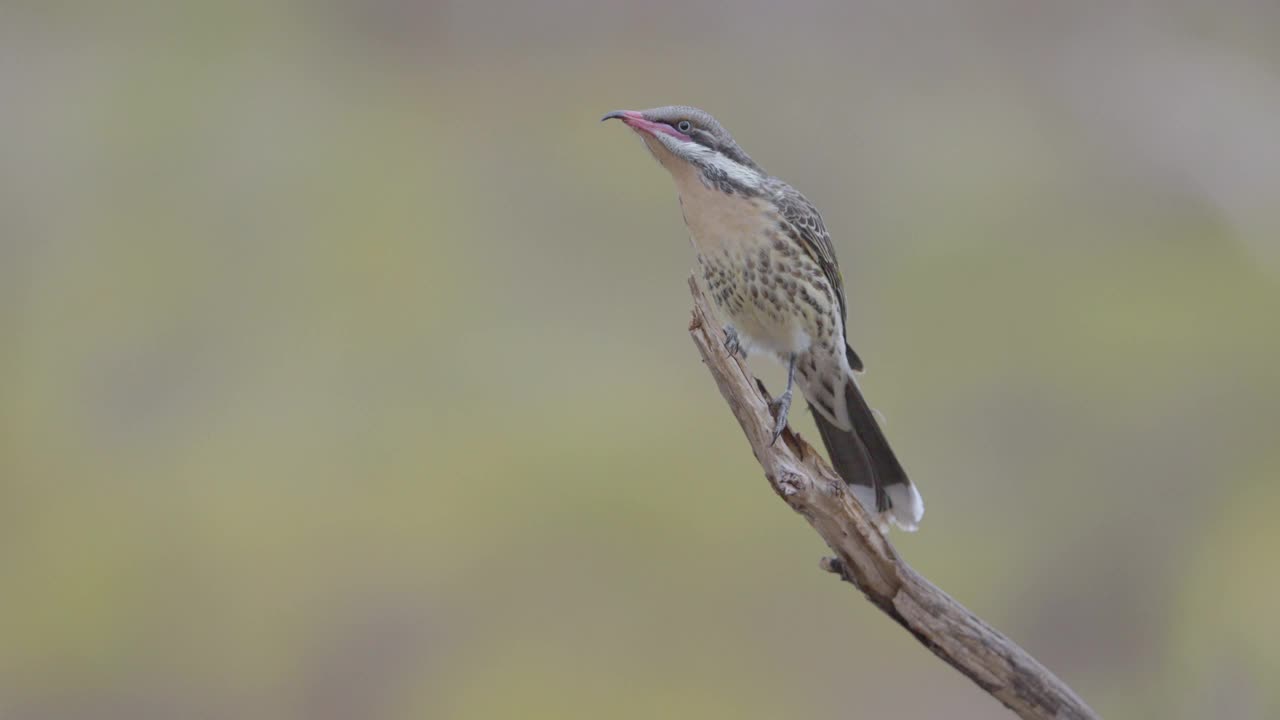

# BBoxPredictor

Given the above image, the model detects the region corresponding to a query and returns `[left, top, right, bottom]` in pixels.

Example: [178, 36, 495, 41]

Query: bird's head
[602, 105, 765, 193]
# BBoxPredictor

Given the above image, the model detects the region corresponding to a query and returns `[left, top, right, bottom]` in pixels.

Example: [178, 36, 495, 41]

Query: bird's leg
[723, 326, 745, 359]
[768, 354, 796, 445]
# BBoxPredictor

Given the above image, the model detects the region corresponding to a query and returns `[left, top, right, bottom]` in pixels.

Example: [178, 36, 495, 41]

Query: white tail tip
[851, 483, 925, 533]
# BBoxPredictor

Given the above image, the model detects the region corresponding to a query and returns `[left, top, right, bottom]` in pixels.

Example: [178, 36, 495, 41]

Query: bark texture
[686, 277, 1099, 720]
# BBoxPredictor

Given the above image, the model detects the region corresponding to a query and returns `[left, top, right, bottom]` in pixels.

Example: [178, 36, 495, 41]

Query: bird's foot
[767, 390, 792, 446]
[723, 326, 745, 359]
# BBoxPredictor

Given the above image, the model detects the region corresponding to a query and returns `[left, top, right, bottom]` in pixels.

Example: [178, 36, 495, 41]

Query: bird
[603, 106, 923, 531]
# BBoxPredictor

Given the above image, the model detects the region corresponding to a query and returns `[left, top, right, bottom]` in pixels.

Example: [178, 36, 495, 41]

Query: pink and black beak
[601, 110, 641, 124]
[601, 110, 691, 141]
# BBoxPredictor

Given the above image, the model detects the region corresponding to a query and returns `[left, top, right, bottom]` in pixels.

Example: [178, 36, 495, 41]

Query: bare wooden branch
[686, 277, 1099, 720]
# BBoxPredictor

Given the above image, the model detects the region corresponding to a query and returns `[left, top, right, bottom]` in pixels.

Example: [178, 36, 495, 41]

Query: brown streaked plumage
[603, 105, 923, 531]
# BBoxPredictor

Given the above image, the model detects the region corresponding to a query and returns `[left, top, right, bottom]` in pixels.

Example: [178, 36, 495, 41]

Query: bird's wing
[771, 181, 863, 371]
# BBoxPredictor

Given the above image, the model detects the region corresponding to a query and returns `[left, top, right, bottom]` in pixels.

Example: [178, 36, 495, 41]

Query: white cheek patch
[657, 134, 764, 191]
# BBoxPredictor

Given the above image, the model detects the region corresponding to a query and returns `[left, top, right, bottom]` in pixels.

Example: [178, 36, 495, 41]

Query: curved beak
[601, 110, 689, 141]
[601, 110, 642, 123]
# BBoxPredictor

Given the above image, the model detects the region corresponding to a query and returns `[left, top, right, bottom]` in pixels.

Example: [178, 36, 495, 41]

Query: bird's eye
[677, 120, 692, 133]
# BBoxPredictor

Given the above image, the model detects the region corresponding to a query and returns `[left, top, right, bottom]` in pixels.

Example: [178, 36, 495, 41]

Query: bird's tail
[809, 374, 923, 532]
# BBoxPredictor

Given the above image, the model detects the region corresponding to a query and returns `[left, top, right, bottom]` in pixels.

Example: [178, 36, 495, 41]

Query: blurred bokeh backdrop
[3, 1, 1279, 718]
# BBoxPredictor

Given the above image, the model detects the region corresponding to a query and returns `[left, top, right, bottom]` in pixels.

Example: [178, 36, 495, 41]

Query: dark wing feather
[768, 180, 864, 371]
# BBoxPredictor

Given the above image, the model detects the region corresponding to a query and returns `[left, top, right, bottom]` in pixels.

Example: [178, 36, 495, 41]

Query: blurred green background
[3, 2, 1279, 718]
